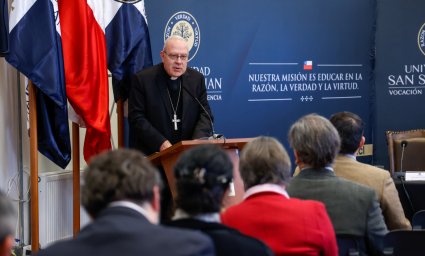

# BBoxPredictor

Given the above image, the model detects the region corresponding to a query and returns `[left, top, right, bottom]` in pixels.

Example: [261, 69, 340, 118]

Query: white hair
[163, 35, 189, 51]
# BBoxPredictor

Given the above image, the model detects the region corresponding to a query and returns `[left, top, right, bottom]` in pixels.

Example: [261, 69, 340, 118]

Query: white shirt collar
[243, 183, 289, 200]
[342, 153, 357, 160]
[324, 166, 334, 171]
[173, 208, 221, 223]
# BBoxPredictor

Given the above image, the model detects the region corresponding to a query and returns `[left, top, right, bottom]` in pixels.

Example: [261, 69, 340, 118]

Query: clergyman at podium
[129, 35, 213, 156]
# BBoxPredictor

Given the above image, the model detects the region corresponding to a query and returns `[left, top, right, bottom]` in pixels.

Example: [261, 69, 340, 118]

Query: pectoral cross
[172, 114, 181, 131]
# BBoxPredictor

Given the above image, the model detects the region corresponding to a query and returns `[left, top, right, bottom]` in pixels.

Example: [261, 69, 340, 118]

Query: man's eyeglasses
[163, 51, 188, 61]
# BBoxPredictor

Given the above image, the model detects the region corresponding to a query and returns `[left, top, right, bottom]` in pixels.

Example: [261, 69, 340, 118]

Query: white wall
[0, 58, 19, 190]
[0, 55, 119, 245]
[0, 57, 25, 244]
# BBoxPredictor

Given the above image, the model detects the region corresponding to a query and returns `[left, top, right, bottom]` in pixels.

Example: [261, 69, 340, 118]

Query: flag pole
[28, 80, 39, 253]
[72, 122, 80, 236]
[117, 99, 124, 148]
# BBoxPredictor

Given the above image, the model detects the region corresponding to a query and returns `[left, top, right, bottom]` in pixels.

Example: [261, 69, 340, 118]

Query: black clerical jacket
[129, 63, 213, 156]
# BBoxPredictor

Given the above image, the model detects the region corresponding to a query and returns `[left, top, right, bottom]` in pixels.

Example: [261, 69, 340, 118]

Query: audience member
[294, 111, 410, 230]
[37, 149, 215, 256]
[286, 114, 388, 255]
[330, 111, 410, 230]
[221, 136, 338, 256]
[0, 192, 15, 256]
[167, 144, 273, 256]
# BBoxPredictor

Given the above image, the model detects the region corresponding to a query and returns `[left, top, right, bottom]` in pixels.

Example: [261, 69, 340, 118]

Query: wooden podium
[148, 138, 252, 208]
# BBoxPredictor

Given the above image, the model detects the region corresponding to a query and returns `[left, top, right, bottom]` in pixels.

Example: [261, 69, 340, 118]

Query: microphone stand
[399, 140, 415, 215]
[400, 140, 407, 173]
[181, 85, 223, 140]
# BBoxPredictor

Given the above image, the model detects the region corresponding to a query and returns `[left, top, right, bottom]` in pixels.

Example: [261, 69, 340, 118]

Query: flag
[6, 0, 71, 168]
[58, 0, 111, 162]
[303, 60, 313, 70]
[0, 0, 9, 56]
[104, 1, 152, 147]
[105, 0, 153, 101]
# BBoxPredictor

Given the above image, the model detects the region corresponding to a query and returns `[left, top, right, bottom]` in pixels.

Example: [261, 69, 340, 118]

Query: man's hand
[160, 140, 172, 151]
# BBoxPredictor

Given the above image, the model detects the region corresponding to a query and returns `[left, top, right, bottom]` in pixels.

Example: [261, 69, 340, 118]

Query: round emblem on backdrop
[164, 11, 200, 62]
[419, 23, 425, 56]
[113, 0, 142, 3]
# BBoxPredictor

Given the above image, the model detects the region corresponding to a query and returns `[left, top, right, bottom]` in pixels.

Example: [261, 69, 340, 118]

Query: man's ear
[358, 136, 366, 150]
[293, 150, 300, 165]
[159, 51, 166, 63]
[151, 185, 161, 213]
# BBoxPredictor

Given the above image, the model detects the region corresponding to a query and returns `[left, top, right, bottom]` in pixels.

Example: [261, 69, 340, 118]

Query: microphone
[397, 140, 415, 214]
[400, 140, 408, 172]
[181, 85, 223, 139]
[393, 140, 409, 178]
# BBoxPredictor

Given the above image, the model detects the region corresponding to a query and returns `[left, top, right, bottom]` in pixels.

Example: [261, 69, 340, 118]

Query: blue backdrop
[146, 0, 379, 164]
[374, 0, 425, 168]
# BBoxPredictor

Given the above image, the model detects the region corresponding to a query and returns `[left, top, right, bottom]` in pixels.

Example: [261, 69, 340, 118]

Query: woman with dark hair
[167, 144, 273, 256]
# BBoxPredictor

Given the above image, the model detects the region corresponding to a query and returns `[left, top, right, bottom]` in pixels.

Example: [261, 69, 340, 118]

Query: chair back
[412, 210, 425, 230]
[336, 235, 366, 256]
[386, 130, 425, 175]
[383, 230, 425, 256]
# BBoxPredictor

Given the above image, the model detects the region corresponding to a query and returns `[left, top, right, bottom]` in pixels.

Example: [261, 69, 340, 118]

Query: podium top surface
[148, 138, 253, 164]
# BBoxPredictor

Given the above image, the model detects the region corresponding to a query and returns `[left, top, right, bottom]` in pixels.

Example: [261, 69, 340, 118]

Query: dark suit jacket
[293, 155, 411, 230]
[36, 207, 215, 256]
[167, 218, 273, 256]
[287, 168, 388, 255]
[129, 63, 213, 155]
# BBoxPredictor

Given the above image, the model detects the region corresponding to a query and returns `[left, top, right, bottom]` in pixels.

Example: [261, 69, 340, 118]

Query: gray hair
[288, 114, 340, 168]
[163, 35, 189, 51]
[0, 191, 15, 242]
[82, 149, 162, 218]
[240, 136, 291, 189]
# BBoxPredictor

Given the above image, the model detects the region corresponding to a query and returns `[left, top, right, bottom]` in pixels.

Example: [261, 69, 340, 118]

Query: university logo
[164, 11, 200, 62]
[419, 23, 425, 56]
[112, 0, 142, 3]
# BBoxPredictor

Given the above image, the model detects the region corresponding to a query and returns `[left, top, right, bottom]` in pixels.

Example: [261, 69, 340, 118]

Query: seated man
[221, 136, 338, 256]
[286, 114, 388, 255]
[167, 144, 273, 256]
[293, 111, 410, 230]
[0, 192, 15, 256]
[37, 149, 214, 256]
[330, 111, 410, 230]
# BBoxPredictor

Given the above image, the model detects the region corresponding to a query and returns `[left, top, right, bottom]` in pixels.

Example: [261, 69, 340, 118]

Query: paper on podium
[405, 171, 425, 181]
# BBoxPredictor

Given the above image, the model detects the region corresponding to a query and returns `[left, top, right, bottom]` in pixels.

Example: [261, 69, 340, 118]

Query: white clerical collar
[109, 201, 154, 222]
[173, 208, 221, 223]
[243, 183, 289, 200]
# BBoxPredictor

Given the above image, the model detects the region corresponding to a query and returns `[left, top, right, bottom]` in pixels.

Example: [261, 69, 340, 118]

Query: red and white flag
[58, 0, 111, 162]
[303, 60, 313, 70]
